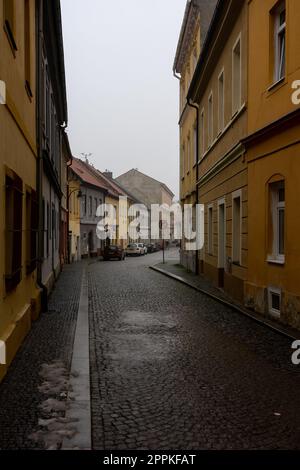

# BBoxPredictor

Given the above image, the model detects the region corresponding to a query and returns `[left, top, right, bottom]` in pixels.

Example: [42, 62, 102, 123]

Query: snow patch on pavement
[29, 361, 80, 450]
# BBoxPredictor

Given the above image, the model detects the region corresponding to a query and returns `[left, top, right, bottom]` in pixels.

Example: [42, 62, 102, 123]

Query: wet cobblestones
[89, 253, 300, 450]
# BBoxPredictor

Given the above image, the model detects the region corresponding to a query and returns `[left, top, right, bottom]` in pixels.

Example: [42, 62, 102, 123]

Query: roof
[70, 158, 109, 192]
[116, 169, 175, 199]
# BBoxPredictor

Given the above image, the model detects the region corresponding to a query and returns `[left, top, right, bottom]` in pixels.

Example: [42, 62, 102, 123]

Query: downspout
[187, 98, 199, 275]
[36, 0, 48, 311]
[66, 147, 73, 264]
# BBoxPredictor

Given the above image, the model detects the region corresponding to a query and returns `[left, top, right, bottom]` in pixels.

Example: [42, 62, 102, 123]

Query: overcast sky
[61, 0, 186, 199]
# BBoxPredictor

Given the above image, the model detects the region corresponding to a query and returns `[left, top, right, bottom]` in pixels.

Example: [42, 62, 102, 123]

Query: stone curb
[62, 267, 91, 450]
[149, 265, 299, 341]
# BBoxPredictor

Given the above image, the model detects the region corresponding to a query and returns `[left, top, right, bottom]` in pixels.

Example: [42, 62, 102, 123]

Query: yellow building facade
[174, 1, 203, 273]
[0, 0, 40, 382]
[244, 0, 300, 328]
[68, 177, 81, 262]
[187, 0, 248, 302]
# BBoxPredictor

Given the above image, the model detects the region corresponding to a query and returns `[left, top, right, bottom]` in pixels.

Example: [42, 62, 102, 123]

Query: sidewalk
[0, 262, 84, 449]
[150, 260, 299, 340]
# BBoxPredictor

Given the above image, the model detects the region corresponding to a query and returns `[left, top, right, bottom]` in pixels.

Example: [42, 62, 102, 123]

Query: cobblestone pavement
[89, 250, 300, 450]
[0, 263, 83, 449]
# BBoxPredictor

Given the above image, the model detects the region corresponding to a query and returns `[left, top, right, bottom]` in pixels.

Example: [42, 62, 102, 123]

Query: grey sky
[61, 0, 186, 199]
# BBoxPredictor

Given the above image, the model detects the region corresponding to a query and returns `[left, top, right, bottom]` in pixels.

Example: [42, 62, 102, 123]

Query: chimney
[103, 170, 113, 179]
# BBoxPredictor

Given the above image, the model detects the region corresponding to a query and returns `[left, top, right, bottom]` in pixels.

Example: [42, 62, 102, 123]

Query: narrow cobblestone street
[89, 250, 300, 450]
[0, 250, 300, 450]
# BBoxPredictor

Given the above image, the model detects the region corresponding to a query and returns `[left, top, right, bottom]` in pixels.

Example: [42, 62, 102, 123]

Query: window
[193, 123, 198, 165]
[95, 197, 98, 216]
[200, 109, 205, 158]
[181, 143, 185, 178]
[3, 0, 17, 52]
[269, 180, 285, 262]
[218, 70, 225, 133]
[26, 189, 38, 274]
[24, 0, 32, 97]
[187, 135, 191, 174]
[268, 287, 281, 317]
[208, 205, 213, 255]
[181, 80, 185, 111]
[46, 202, 50, 257]
[208, 93, 213, 147]
[52, 205, 56, 249]
[5, 170, 23, 292]
[89, 196, 93, 216]
[42, 199, 45, 258]
[193, 48, 198, 73]
[82, 195, 87, 216]
[232, 191, 242, 265]
[232, 36, 242, 115]
[274, 2, 286, 82]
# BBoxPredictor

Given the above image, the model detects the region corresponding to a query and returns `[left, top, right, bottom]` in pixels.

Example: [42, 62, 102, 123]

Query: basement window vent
[268, 287, 281, 317]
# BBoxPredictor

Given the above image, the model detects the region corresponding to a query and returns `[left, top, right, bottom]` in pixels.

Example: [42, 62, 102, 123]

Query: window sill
[4, 21, 17, 56]
[267, 77, 285, 93]
[25, 80, 33, 101]
[267, 257, 285, 265]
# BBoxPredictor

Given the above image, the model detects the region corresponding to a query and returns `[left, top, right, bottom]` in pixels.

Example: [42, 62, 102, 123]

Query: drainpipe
[66, 150, 73, 264]
[36, 0, 48, 311]
[173, 70, 181, 81]
[187, 98, 199, 275]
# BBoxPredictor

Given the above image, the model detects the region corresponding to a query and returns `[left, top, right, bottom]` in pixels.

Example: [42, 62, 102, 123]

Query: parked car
[103, 245, 125, 261]
[146, 243, 156, 253]
[126, 243, 144, 256]
[137, 243, 146, 255]
[140, 243, 148, 254]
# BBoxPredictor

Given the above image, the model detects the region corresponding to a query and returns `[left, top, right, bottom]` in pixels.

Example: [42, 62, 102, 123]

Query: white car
[137, 243, 147, 255]
[126, 243, 144, 256]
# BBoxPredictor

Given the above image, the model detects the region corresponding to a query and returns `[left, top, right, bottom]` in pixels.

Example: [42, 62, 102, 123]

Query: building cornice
[197, 142, 245, 187]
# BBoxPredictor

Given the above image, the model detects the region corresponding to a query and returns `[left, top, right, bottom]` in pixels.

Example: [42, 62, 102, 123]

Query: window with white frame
[208, 92, 213, 147]
[232, 36, 242, 115]
[193, 123, 197, 165]
[274, 1, 286, 82]
[232, 191, 242, 265]
[208, 205, 213, 255]
[200, 109, 205, 158]
[269, 180, 285, 262]
[218, 70, 225, 133]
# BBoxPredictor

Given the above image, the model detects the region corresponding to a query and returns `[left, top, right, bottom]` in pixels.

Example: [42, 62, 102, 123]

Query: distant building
[116, 169, 175, 244]
[70, 159, 108, 258]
